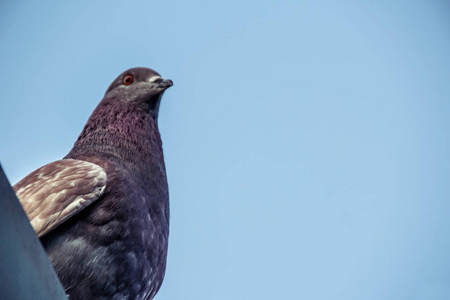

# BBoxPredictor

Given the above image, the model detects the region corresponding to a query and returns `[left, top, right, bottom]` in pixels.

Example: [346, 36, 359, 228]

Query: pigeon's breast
[41, 159, 169, 299]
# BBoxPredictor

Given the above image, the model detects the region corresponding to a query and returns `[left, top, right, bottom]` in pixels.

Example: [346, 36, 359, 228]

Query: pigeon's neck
[66, 101, 165, 175]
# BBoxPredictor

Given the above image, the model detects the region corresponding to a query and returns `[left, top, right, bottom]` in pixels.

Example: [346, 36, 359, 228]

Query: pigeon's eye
[123, 75, 134, 85]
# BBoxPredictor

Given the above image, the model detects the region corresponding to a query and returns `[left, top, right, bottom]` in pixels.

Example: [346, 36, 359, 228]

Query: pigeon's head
[103, 67, 173, 115]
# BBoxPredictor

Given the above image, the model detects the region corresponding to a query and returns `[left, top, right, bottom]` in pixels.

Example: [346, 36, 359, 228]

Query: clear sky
[1, 1, 450, 299]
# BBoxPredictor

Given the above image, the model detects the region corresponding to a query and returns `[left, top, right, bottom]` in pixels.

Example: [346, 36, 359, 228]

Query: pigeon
[13, 67, 173, 300]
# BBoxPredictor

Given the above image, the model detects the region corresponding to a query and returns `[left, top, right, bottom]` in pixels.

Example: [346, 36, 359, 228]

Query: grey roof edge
[0, 163, 67, 300]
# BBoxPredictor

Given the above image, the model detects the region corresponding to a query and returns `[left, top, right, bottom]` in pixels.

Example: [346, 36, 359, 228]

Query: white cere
[148, 76, 163, 83]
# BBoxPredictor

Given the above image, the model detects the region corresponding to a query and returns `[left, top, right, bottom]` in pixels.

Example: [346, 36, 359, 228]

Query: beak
[159, 79, 173, 90]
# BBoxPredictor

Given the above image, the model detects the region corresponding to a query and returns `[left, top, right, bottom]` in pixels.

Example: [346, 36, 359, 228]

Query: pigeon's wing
[13, 159, 107, 238]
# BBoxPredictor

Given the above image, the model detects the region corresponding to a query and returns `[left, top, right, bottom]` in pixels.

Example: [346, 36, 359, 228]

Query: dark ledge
[0, 164, 67, 300]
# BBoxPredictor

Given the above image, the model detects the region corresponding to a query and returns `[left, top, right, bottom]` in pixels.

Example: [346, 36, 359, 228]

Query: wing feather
[13, 159, 107, 237]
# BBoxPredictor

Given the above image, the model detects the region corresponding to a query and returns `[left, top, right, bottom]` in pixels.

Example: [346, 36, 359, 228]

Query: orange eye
[123, 75, 133, 85]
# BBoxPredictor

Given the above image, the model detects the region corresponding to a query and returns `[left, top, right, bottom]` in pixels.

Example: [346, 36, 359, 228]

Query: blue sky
[1, 1, 450, 299]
